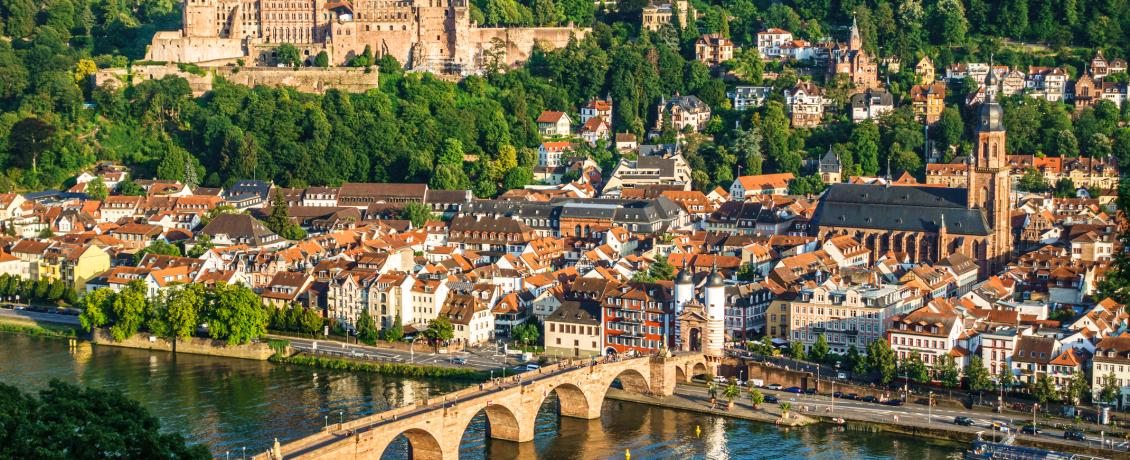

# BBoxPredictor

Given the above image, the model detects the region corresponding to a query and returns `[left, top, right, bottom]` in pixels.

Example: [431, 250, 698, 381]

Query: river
[0, 334, 964, 459]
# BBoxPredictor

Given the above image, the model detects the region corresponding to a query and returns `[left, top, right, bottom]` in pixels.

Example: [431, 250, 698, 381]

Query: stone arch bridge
[259, 353, 712, 460]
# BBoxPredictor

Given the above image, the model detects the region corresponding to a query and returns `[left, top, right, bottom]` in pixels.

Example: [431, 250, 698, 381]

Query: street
[0, 306, 80, 326]
[277, 335, 514, 371]
[676, 384, 1130, 453]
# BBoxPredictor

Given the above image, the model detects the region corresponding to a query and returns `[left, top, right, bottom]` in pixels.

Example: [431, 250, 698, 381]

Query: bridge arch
[675, 365, 688, 383]
[690, 361, 709, 380]
[608, 367, 651, 394]
[380, 427, 444, 460]
[541, 381, 595, 419]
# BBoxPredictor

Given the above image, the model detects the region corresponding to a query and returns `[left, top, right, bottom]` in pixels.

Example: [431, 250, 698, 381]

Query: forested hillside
[1, 0, 1130, 195]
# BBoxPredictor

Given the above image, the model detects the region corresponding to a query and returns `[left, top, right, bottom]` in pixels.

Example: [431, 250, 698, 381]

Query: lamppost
[928, 390, 934, 425]
[410, 334, 426, 363]
[339, 410, 344, 426]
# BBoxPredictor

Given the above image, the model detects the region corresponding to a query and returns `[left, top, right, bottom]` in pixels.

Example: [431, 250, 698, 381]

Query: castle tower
[674, 266, 693, 314]
[966, 65, 1012, 275]
[183, 0, 219, 38]
[848, 15, 862, 51]
[703, 268, 726, 357]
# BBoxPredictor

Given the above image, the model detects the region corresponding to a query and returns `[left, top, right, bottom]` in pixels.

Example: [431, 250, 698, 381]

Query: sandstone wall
[113, 64, 379, 96]
[217, 67, 379, 93]
[91, 328, 275, 360]
[146, 31, 246, 63]
[470, 27, 587, 68]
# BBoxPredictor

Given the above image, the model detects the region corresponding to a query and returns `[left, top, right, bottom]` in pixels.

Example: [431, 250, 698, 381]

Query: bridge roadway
[257, 352, 711, 460]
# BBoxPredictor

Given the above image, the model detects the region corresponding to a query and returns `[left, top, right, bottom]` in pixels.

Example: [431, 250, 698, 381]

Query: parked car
[803, 388, 817, 395]
[749, 379, 765, 388]
[768, 383, 783, 391]
[833, 392, 844, 399]
[845, 393, 860, 400]
[713, 376, 727, 383]
[450, 357, 467, 365]
[861, 395, 879, 403]
[884, 399, 904, 406]
[836, 372, 847, 379]
[953, 416, 975, 426]
[1019, 424, 1041, 435]
[764, 394, 779, 404]
[1064, 430, 1086, 441]
[525, 363, 541, 371]
[785, 387, 803, 394]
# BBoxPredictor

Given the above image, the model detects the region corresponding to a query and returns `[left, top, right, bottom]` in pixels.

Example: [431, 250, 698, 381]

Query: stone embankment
[90, 328, 275, 360]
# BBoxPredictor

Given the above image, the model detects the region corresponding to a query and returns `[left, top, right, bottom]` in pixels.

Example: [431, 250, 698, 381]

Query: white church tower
[703, 267, 726, 357]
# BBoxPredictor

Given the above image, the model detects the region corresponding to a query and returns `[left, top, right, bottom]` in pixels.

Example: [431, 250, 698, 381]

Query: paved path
[0, 307, 80, 326]
[673, 384, 1130, 455]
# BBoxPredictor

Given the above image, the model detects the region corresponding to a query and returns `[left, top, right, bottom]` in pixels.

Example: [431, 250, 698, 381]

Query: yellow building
[766, 298, 791, 340]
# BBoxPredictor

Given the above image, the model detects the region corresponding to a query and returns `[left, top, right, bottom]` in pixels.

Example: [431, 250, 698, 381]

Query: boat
[963, 440, 1108, 460]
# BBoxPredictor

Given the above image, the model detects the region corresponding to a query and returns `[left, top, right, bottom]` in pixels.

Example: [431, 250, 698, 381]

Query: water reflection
[1, 334, 963, 459]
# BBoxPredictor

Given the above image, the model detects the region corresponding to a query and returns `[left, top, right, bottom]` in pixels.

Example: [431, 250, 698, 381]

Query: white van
[525, 363, 541, 371]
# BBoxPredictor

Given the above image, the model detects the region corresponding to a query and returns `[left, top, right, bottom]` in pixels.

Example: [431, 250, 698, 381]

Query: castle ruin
[147, 0, 585, 75]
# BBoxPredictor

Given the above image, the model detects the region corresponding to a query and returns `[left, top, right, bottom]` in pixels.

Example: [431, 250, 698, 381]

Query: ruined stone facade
[147, 0, 585, 74]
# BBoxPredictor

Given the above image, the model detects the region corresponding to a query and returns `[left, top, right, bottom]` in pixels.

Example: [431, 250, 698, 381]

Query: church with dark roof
[812, 70, 1013, 277]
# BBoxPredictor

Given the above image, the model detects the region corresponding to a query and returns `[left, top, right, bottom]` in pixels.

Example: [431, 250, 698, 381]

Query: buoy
[696, 425, 701, 438]
[625, 448, 631, 460]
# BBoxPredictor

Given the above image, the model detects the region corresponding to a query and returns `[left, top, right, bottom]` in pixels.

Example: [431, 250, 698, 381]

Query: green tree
[512, 321, 540, 348]
[736, 263, 758, 281]
[205, 283, 269, 345]
[109, 281, 148, 341]
[648, 256, 675, 280]
[1017, 168, 1050, 192]
[163, 284, 203, 340]
[1053, 178, 1076, 198]
[275, 43, 301, 67]
[424, 315, 454, 344]
[314, 51, 330, 68]
[400, 202, 434, 228]
[298, 305, 323, 335]
[809, 334, 830, 363]
[263, 191, 306, 240]
[85, 177, 108, 201]
[356, 309, 378, 344]
[851, 121, 881, 176]
[902, 352, 930, 383]
[78, 288, 114, 332]
[1099, 371, 1120, 405]
[965, 356, 993, 395]
[382, 314, 404, 342]
[934, 354, 960, 388]
[867, 338, 898, 384]
[0, 379, 210, 459]
[1030, 374, 1057, 406]
[1062, 370, 1089, 407]
[788, 341, 805, 360]
[134, 240, 182, 264]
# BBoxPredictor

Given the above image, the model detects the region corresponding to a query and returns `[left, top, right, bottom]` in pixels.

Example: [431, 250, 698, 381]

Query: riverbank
[612, 385, 1122, 458]
[0, 317, 78, 338]
[89, 328, 277, 360]
[605, 388, 817, 427]
[270, 352, 490, 380]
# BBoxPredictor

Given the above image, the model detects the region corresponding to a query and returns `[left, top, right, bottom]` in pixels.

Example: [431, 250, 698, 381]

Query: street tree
[205, 282, 269, 345]
[78, 288, 114, 332]
[1030, 374, 1057, 406]
[902, 352, 930, 384]
[866, 338, 897, 384]
[1063, 370, 1090, 407]
[164, 283, 204, 341]
[809, 334, 830, 363]
[788, 341, 806, 360]
[965, 356, 993, 394]
[512, 322, 540, 348]
[109, 281, 148, 341]
[1099, 371, 1120, 405]
[934, 355, 960, 389]
[356, 309, 378, 344]
[383, 315, 404, 342]
[424, 316, 454, 344]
